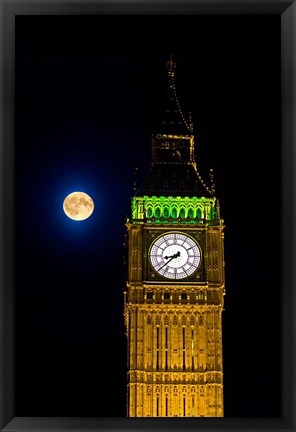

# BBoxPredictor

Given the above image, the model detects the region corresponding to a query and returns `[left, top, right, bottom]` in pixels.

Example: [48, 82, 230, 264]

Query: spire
[138, 57, 213, 198]
[166, 54, 176, 78]
[157, 55, 193, 135]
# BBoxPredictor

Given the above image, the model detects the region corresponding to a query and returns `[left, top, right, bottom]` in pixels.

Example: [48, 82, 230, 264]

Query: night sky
[15, 15, 281, 417]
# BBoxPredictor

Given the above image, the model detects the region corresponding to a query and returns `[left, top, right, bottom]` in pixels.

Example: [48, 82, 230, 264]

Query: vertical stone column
[130, 308, 135, 370]
[128, 225, 143, 282]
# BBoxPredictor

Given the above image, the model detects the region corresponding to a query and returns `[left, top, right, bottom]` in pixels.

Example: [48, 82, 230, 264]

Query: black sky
[15, 15, 281, 417]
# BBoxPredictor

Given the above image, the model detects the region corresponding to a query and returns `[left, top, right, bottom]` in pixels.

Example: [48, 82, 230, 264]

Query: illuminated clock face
[149, 232, 201, 279]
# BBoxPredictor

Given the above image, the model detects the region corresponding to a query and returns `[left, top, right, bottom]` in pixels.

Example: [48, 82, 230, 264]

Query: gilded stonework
[124, 57, 226, 417]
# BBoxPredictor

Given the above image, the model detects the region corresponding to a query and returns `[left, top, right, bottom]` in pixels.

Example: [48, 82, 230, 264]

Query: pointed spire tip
[166, 54, 176, 78]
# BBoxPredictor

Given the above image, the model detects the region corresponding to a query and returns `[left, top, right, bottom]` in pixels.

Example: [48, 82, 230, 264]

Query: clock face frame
[149, 232, 202, 280]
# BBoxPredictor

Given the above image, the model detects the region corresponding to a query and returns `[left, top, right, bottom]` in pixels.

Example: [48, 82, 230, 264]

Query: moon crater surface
[63, 192, 94, 221]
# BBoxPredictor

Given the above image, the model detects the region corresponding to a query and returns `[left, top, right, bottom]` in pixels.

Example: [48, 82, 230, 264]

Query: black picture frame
[1, 1, 295, 431]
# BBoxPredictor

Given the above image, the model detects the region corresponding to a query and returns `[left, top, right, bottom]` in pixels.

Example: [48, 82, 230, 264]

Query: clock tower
[124, 56, 225, 417]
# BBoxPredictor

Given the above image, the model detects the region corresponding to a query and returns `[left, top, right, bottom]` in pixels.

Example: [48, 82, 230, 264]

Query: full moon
[63, 191, 94, 221]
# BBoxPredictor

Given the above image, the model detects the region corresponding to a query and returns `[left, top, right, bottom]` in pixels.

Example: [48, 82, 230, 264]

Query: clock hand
[158, 256, 175, 271]
[164, 251, 181, 260]
[158, 251, 181, 271]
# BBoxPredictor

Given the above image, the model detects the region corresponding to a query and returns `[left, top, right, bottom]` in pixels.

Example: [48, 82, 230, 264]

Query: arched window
[163, 207, 169, 217]
[146, 207, 153, 218]
[154, 207, 161, 217]
[197, 208, 203, 219]
[188, 207, 194, 218]
[179, 207, 186, 218]
[171, 207, 177, 218]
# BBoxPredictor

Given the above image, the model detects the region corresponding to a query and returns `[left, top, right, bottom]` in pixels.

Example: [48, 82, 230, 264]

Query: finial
[166, 54, 176, 78]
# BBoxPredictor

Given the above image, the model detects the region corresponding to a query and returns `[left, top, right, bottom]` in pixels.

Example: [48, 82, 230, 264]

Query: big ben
[124, 56, 225, 417]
